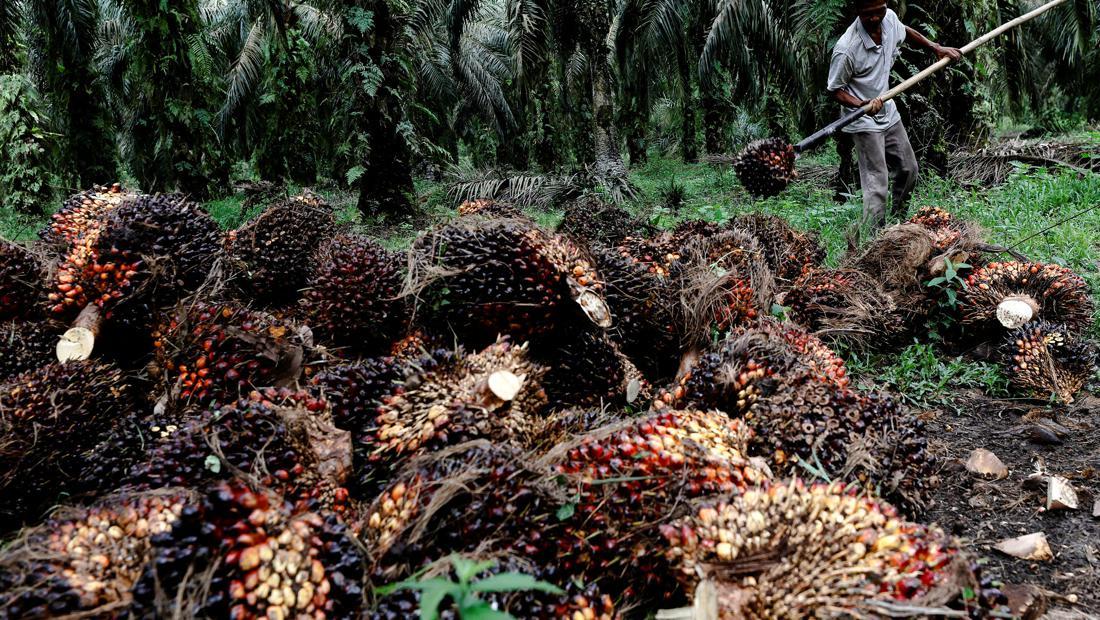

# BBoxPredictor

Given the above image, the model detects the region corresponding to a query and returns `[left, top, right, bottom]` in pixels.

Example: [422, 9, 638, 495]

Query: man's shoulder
[831, 20, 862, 57]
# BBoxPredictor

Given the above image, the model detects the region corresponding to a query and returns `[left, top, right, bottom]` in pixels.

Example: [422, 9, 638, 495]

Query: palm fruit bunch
[732, 137, 797, 198]
[745, 371, 934, 514]
[534, 328, 647, 410]
[733, 318, 850, 389]
[310, 356, 408, 432]
[0, 239, 43, 319]
[302, 235, 408, 354]
[908, 206, 967, 251]
[783, 268, 903, 346]
[591, 242, 680, 379]
[0, 320, 56, 381]
[0, 490, 194, 619]
[0, 361, 137, 530]
[457, 198, 525, 219]
[729, 213, 826, 285]
[412, 217, 610, 348]
[557, 194, 651, 246]
[357, 339, 548, 490]
[227, 193, 337, 305]
[151, 301, 312, 405]
[551, 409, 767, 594]
[673, 229, 774, 338]
[38, 184, 132, 246]
[660, 480, 1004, 618]
[129, 388, 352, 512]
[958, 262, 1094, 333]
[370, 555, 617, 620]
[1001, 321, 1098, 403]
[131, 480, 364, 619]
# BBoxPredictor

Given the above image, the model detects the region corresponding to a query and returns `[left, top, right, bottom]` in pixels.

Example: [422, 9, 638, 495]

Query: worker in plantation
[827, 0, 961, 231]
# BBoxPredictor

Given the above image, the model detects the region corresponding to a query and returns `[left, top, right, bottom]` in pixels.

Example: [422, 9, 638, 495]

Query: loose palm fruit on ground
[129, 388, 352, 512]
[783, 268, 904, 347]
[959, 261, 1094, 333]
[151, 301, 313, 405]
[557, 194, 651, 246]
[0, 361, 138, 531]
[457, 198, 525, 219]
[0, 239, 44, 319]
[660, 480, 991, 618]
[227, 193, 337, 305]
[302, 235, 408, 355]
[0, 490, 195, 619]
[729, 213, 826, 285]
[369, 555, 618, 619]
[131, 480, 364, 619]
[0, 320, 56, 381]
[733, 138, 797, 198]
[1002, 321, 1098, 403]
[411, 218, 610, 348]
[731, 318, 850, 389]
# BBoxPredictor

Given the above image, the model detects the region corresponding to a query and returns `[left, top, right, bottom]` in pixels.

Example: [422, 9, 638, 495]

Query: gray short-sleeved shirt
[827, 9, 906, 133]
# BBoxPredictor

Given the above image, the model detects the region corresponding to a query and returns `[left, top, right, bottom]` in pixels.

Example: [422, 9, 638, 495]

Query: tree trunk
[591, 61, 626, 178]
[677, 48, 698, 163]
[701, 90, 724, 154]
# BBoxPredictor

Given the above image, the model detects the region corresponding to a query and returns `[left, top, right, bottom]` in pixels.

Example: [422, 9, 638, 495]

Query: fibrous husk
[1001, 321, 1098, 403]
[783, 268, 905, 349]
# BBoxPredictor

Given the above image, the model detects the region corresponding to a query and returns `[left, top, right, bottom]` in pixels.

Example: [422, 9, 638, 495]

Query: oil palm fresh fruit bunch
[661, 480, 1006, 618]
[733, 138, 797, 198]
[129, 388, 352, 513]
[1002, 321, 1097, 403]
[958, 262, 1094, 333]
[151, 301, 314, 406]
[130, 480, 363, 619]
[0, 320, 56, 381]
[731, 318, 850, 389]
[310, 356, 408, 433]
[729, 213, 826, 285]
[302, 235, 408, 355]
[457, 198, 525, 219]
[40, 184, 133, 246]
[783, 268, 904, 348]
[411, 218, 610, 348]
[0, 240, 45, 319]
[0, 361, 138, 531]
[534, 328, 648, 410]
[907, 206, 975, 251]
[557, 194, 651, 247]
[0, 489, 196, 619]
[226, 193, 337, 305]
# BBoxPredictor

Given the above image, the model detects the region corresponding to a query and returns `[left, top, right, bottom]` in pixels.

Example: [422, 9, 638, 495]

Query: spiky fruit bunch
[908, 206, 965, 250]
[310, 356, 407, 432]
[132, 481, 364, 619]
[660, 480, 980, 618]
[557, 195, 650, 246]
[731, 318, 850, 389]
[733, 138, 797, 198]
[152, 301, 312, 405]
[457, 198, 525, 219]
[0, 490, 194, 619]
[227, 193, 337, 304]
[674, 229, 775, 337]
[370, 556, 617, 620]
[592, 243, 680, 379]
[959, 262, 1094, 333]
[357, 339, 548, 490]
[1002, 321, 1098, 403]
[0, 240, 42, 319]
[535, 329, 646, 410]
[746, 372, 934, 513]
[783, 269, 903, 346]
[552, 409, 767, 593]
[130, 388, 352, 511]
[303, 235, 408, 353]
[0, 320, 55, 381]
[414, 218, 610, 347]
[39, 183, 132, 247]
[729, 213, 826, 284]
[0, 361, 137, 530]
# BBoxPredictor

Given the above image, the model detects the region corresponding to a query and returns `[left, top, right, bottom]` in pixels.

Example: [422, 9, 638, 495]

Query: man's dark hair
[852, 0, 888, 9]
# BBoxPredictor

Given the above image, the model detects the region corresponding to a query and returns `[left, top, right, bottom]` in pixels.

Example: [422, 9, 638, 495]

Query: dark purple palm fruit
[0, 239, 44, 320]
[1002, 321, 1098, 403]
[732, 137, 797, 197]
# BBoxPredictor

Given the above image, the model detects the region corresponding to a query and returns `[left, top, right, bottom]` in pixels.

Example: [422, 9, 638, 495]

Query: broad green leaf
[555, 503, 575, 521]
[457, 601, 514, 620]
[470, 573, 565, 595]
[416, 578, 458, 620]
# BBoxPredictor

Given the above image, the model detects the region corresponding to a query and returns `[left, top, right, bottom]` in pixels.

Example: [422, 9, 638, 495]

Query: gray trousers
[851, 121, 918, 229]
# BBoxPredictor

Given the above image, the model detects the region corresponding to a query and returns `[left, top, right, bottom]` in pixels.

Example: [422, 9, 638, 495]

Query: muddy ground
[921, 389, 1100, 617]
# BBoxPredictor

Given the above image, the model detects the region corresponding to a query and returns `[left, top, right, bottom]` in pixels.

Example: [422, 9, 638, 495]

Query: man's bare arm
[904, 25, 962, 60]
[831, 88, 883, 114]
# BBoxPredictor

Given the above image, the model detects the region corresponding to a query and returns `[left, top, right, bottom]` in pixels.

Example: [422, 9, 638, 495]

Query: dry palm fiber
[783, 268, 904, 348]
[1001, 321, 1098, 403]
[406, 217, 610, 349]
[949, 139, 1100, 187]
[128, 388, 353, 513]
[728, 213, 826, 285]
[129, 480, 364, 619]
[369, 554, 618, 619]
[0, 239, 45, 320]
[0, 361, 138, 531]
[660, 479, 1006, 619]
[958, 261, 1094, 335]
[302, 234, 409, 355]
[226, 192, 337, 305]
[0, 320, 57, 381]
[557, 194, 652, 247]
[0, 489, 197, 619]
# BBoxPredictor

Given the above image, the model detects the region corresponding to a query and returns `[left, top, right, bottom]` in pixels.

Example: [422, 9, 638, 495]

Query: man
[827, 0, 961, 230]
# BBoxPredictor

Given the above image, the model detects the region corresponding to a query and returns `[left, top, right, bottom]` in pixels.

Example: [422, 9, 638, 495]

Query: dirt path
[923, 390, 1100, 617]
